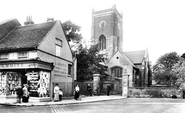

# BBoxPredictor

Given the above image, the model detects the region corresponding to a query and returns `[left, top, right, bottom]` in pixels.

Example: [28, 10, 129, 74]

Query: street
[1, 98, 185, 113]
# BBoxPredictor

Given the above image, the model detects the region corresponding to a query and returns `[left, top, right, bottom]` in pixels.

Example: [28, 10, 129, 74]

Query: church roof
[0, 20, 56, 51]
[123, 50, 146, 64]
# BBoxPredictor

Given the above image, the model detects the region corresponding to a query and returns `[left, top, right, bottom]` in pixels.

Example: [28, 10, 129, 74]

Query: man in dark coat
[107, 84, 111, 96]
[87, 84, 92, 96]
[16, 86, 23, 103]
[183, 89, 185, 99]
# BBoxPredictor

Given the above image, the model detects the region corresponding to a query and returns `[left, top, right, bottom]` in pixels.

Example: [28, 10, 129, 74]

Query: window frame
[99, 35, 106, 50]
[18, 51, 28, 58]
[0, 53, 9, 59]
[55, 38, 63, 57]
[68, 64, 72, 76]
[111, 66, 123, 78]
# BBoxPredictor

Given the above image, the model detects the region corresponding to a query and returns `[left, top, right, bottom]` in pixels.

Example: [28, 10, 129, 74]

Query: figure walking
[54, 83, 60, 102]
[87, 83, 92, 96]
[74, 85, 80, 100]
[16, 85, 23, 103]
[96, 86, 99, 96]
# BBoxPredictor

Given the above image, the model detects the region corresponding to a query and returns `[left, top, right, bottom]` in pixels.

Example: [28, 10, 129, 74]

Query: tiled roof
[0, 18, 21, 41]
[0, 21, 56, 51]
[123, 50, 146, 64]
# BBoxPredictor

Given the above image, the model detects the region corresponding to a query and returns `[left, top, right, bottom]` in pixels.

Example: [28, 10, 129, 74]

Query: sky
[1, 0, 185, 65]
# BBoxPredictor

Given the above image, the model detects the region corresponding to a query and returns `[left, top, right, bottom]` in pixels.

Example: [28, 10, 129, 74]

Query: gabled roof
[123, 50, 146, 64]
[0, 21, 56, 51]
[0, 18, 21, 41]
[107, 50, 135, 67]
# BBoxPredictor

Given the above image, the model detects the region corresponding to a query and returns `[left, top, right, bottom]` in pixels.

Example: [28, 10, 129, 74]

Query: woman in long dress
[22, 84, 29, 103]
[74, 85, 80, 100]
[54, 83, 60, 102]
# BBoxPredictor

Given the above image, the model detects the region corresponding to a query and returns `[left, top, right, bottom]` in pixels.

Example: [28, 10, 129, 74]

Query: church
[91, 5, 152, 93]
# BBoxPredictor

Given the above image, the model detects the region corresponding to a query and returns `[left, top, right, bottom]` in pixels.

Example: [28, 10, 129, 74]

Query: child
[59, 89, 63, 101]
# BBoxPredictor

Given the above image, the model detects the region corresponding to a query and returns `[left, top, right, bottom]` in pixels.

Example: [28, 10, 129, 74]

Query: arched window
[99, 35, 106, 50]
[111, 66, 122, 78]
[113, 36, 120, 52]
[117, 36, 119, 50]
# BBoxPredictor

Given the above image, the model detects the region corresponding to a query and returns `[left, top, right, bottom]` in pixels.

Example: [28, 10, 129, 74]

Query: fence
[74, 81, 119, 95]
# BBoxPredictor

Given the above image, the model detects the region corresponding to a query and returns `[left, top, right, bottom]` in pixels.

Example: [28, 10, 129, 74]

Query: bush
[129, 87, 179, 98]
[145, 89, 163, 98]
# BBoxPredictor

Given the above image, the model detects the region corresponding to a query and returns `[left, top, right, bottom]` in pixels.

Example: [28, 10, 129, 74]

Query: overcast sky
[1, 0, 185, 65]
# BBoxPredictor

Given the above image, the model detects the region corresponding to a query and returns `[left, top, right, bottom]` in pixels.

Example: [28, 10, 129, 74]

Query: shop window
[68, 64, 72, 76]
[0, 72, 21, 96]
[27, 71, 50, 97]
[0, 53, 9, 59]
[55, 38, 62, 57]
[18, 51, 28, 58]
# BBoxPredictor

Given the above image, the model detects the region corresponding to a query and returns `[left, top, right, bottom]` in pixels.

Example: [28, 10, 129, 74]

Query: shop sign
[0, 63, 51, 70]
[54, 62, 67, 77]
[0, 63, 35, 69]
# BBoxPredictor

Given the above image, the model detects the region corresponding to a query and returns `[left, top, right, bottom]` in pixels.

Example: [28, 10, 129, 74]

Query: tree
[46, 18, 83, 45]
[181, 53, 185, 59]
[46, 17, 55, 22]
[62, 20, 82, 43]
[76, 47, 90, 80]
[76, 44, 108, 81]
[173, 58, 185, 89]
[153, 52, 180, 86]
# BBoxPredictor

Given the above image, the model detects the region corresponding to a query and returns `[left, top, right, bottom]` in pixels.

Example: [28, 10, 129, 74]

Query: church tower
[91, 5, 123, 61]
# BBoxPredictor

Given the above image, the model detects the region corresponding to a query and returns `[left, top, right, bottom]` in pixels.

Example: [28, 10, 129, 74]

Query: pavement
[0, 95, 126, 107]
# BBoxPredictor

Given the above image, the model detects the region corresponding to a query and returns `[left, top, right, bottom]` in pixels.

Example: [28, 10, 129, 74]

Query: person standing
[96, 86, 99, 96]
[107, 84, 111, 96]
[16, 85, 23, 103]
[183, 89, 185, 99]
[54, 83, 60, 102]
[87, 83, 92, 96]
[74, 85, 80, 100]
[22, 84, 29, 103]
[59, 89, 63, 101]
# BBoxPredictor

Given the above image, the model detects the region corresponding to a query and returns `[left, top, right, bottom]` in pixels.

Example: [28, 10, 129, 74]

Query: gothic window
[116, 36, 120, 50]
[111, 66, 122, 78]
[99, 35, 106, 50]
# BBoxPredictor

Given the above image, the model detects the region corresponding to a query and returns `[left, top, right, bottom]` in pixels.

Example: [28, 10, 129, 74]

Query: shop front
[0, 59, 53, 101]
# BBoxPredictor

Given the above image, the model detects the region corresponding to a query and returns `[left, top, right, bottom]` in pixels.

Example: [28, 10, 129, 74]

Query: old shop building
[91, 5, 152, 93]
[0, 19, 75, 100]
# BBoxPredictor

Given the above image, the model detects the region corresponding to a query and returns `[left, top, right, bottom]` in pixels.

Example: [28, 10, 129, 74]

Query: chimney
[24, 16, 34, 25]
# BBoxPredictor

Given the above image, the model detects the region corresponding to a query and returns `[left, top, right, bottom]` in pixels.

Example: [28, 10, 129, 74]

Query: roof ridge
[120, 52, 135, 66]
[19, 20, 57, 28]
[0, 18, 17, 25]
[36, 21, 57, 48]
